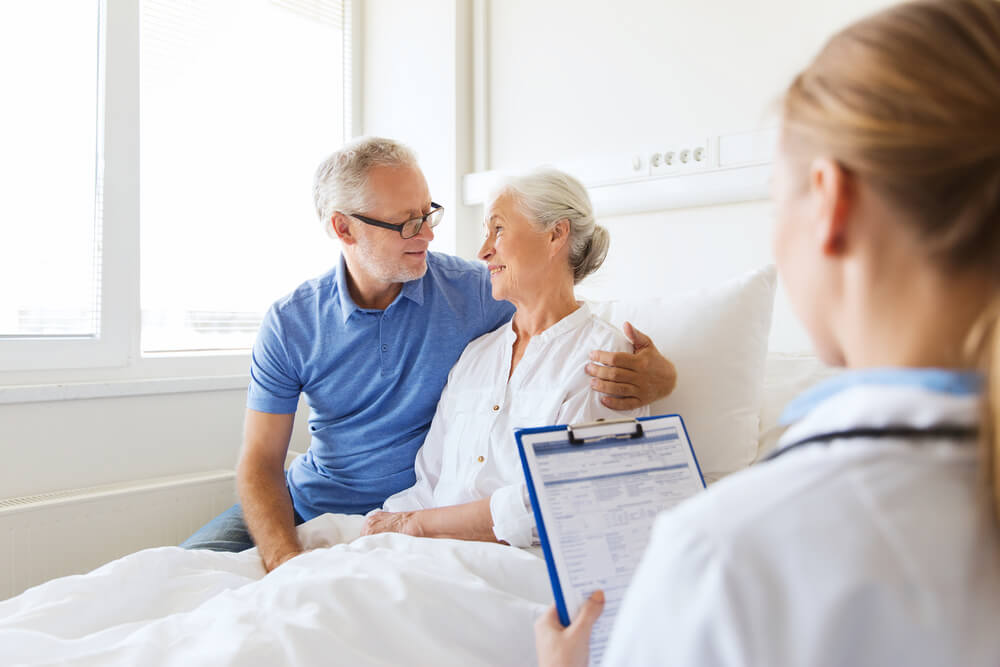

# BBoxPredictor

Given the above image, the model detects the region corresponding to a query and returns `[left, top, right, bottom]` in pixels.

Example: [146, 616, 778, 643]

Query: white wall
[2, 0, 898, 505]
[362, 0, 474, 257]
[0, 390, 314, 500]
[485, 0, 896, 169]
[478, 0, 897, 352]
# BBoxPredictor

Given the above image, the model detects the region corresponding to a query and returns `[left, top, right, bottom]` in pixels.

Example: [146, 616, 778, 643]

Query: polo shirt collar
[335, 255, 360, 323]
[334, 254, 427, 323]
[399, 271, 425, 306]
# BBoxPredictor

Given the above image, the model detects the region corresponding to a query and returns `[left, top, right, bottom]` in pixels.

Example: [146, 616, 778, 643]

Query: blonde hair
[783, 0, 1000, 516]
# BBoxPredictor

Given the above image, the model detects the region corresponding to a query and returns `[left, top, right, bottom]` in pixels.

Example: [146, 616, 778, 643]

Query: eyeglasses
[348, 202, 445, 239]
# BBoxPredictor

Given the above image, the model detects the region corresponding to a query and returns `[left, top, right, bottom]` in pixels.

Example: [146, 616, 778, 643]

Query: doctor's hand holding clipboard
[518, 415, 704, 667]
[535, 590, 606, 667]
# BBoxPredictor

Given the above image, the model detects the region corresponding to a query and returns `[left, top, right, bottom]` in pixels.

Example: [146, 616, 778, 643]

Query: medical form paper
[517, 415, 705, 666]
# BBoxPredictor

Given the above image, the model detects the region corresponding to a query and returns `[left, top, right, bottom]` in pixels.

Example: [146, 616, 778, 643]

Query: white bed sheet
[0, 514, 551, 666]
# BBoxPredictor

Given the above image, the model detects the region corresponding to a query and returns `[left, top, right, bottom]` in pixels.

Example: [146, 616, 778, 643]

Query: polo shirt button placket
[377, 314, 387, 374]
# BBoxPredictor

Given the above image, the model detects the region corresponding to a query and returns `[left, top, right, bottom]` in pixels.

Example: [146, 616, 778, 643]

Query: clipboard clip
[567, 417, 644, 444]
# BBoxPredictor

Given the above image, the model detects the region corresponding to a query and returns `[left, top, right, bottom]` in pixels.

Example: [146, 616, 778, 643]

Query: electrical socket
[649, 138, 709, 177]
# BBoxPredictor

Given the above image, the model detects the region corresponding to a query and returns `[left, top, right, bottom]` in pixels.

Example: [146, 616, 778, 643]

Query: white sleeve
[554, 332, 650, 426]
[489, 483, 535, 547]
[602, 514, 752, 667]
[381, 379, 452, 513]
[554, 378, 650, 426]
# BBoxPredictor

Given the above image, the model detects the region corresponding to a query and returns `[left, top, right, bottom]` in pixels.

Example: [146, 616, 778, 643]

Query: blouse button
[492, 405, 500, 412]
[477, 456, 485, 463]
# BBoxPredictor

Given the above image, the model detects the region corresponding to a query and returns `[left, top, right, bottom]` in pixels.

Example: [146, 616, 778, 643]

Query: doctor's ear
[809, 158, 853, 256]
[331, 212, 357, 245]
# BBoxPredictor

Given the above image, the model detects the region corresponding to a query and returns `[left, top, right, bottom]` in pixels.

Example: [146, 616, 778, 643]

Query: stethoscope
[762, 425, 979, 463]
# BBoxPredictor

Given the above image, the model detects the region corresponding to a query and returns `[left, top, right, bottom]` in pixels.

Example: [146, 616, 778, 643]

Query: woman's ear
[331, 212, 357, 246]
[809, 158, 853, 256]
[550, 219, 571, 255]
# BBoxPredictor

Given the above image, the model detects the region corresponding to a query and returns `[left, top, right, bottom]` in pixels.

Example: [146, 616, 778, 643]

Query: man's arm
[586, 322, 678, 410]
[237, 408, 301, 572]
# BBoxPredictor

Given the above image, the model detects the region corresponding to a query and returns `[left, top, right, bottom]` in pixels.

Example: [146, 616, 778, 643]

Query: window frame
[0, 0, 360, 396]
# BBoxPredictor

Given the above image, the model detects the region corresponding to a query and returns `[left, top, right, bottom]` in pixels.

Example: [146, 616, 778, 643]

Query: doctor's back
[609, 379, 1000, 666]
[599, 1, 1000, 665]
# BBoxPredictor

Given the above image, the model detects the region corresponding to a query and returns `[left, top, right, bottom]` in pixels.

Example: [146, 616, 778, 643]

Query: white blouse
[382, 303, 648, 547]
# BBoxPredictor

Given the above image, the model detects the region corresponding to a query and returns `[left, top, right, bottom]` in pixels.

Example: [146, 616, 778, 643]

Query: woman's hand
[361, 510, 425, 537]
[367, 499, 500, 542]
[587, 322, 677, 410]
[535, 591, 606, 667]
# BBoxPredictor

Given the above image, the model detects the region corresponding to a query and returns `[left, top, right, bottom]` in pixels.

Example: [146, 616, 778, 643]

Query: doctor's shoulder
[607, 460, 860, 665]
[634, 448, 872, 600]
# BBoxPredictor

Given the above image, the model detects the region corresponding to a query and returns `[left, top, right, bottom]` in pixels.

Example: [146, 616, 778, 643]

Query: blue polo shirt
[247, 252, 515, 520]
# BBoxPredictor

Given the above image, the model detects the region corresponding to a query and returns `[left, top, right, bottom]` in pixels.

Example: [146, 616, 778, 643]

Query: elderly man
[181, 137, 677, 572]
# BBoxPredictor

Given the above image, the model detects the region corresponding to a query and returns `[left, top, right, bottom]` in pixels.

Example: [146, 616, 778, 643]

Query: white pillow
[589, 265, 777, 483]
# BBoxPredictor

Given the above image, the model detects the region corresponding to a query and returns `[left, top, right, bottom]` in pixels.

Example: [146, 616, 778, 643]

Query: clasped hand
[361, 510, 425, 537]
[587, 322, 677, 410]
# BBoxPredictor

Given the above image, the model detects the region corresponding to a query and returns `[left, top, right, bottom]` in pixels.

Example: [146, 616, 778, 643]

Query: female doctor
[536, 0, 1000, 665]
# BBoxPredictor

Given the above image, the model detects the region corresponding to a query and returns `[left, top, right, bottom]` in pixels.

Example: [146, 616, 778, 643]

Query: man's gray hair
[313, 136, 419, 238]
[492, 168, 610, 284]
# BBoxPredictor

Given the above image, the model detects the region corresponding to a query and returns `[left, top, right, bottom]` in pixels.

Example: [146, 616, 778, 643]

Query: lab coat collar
[774, 368, 982, 457]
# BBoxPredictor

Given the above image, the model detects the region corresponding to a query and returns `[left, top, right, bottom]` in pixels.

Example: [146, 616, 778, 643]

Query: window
[141, 0, 352, 352]
[0, 0, 355, 377]
[0, 1, 102, 339]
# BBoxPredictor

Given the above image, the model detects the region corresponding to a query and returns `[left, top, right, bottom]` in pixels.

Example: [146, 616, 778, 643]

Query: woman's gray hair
[313, 136, 419, 238]
[493, 168, 609, 284]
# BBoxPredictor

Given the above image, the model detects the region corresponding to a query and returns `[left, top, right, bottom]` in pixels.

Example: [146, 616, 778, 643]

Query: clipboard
[516, 414, 705, 665]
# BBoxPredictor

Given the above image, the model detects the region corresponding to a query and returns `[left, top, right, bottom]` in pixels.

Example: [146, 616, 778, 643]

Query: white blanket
[0, 514, 552, 666]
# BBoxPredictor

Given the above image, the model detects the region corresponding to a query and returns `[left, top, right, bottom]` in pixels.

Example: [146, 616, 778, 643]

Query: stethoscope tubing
[763, 425, 979, 463]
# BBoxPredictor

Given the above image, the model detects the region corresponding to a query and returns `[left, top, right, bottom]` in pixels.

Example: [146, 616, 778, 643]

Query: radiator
[0, 470, 236, 601]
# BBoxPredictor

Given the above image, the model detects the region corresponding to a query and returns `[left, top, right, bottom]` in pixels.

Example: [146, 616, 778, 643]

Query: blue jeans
[180, 502, 306, 552]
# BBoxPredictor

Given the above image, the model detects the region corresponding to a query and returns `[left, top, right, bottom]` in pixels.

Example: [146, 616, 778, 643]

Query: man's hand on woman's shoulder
[586, 322, 677, 410]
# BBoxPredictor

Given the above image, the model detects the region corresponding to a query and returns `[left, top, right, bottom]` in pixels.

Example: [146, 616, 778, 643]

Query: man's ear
[331, 212, 357, 246]
[809, 158, 853, 256]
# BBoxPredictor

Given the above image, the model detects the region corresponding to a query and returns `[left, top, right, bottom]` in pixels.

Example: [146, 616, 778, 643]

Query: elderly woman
[362, 169, 648, 547]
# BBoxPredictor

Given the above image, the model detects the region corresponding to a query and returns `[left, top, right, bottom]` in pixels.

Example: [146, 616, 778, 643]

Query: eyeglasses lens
[401, 208, 443, 239]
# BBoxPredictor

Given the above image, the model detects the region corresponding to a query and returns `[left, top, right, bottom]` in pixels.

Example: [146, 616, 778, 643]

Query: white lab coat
[603, 369, 1000, 667]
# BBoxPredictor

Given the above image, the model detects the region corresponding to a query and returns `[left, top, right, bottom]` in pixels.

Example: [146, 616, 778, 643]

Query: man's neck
[343, 256, 403, 311]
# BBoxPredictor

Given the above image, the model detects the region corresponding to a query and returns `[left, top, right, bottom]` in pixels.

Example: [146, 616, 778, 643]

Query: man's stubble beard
[353, 235, 427, 285]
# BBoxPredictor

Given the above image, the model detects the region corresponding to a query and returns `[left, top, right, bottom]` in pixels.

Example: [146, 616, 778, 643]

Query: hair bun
[573, 224, 610, 284]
